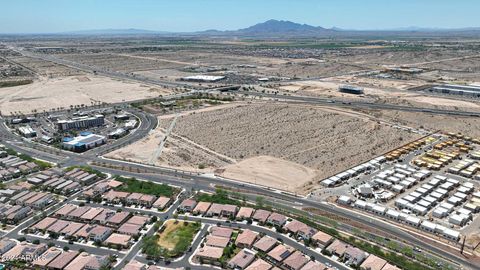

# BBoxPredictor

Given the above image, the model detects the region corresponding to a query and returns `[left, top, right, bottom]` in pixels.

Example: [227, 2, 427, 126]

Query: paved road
[237, 91, 480, 117]
[0, 120, 475, 269]
[0, 108, 477, 268]
[92, 165, 477, 270]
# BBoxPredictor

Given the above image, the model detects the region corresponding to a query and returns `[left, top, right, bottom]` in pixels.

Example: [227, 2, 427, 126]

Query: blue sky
[2, 0, 479, 33]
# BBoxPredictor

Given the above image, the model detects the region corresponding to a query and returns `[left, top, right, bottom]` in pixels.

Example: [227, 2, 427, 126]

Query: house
[2, 243, 47, 262]
[103, 190, 129, 204]
[61, 222, 86, 238]
[344, 246, 367, 267]
[311, 231, 333, 248]
[46, 250, 80, 270]
[326, 239, 349, 257]
[67, 206, 91, 220]
[73, 225, 95, 240]
[105, 233, 132, 249]
[284, 220, 317, 240]
[139, 194, 156, 207]
[266, 245, 294, 263]
[235, 229, 259, 248]
[179, 199, 197, 212]
[153, 196, 172, 210]
[93, 209, 116, 225]
[127, 193, 143, 205]
[252, 209, 271, 224]
[80, 207, 104, 221]
[211, 226, 233, 238]
[300, 261, 327, 270]
[64, 252, 109, 270]
[236, 207, 255, 220]
[193, 201, 211, 215]
[54, 204, 77, 217]
[123, 260, 147, 270]
[228, 249, 256, 270]
[106, 211, 131, 226]
[47, 220, 70, 234]
[206, 235, 230, 248]
[5, 205, 31, 223]
[253, 235, 277, 253]
[32, 247, 61, 268]
[31, 217, 58, 232]
[0, 239, 15, 255]
[360, 255, 387, 270]
[267, 213, 287, 227]
[195, 246, 224, 265]
[245, 259, 272, 270]
[126, 215, 150, 227]
[89, 225, 113, 242]
[118, 223, 142, 236]
[206, 203, 238, 218]
[282, 251, 309, 270]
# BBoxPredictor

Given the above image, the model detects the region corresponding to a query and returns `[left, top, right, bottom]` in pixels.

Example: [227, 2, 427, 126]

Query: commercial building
[339, 85, 364, 95]
[18, 126, 36, 138]
[57, 115, 104, 131]
[181, 75, 225, 82]
[427, 84, 480, 97]
[62, 133, 106, 152]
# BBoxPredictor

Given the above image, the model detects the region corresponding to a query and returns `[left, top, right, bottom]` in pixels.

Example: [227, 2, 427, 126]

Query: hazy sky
[2, 0, 479, 33]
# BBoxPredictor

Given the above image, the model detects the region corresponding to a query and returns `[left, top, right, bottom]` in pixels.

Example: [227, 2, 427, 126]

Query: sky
[1, 0, 480, 33]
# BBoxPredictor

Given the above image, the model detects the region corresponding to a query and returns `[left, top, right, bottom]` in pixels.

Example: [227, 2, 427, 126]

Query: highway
[236, 90, 480, 117]
[6, 45, 200, 91]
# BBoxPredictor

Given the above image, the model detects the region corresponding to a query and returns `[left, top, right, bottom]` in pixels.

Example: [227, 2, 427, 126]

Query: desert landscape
[108, 102, 420, 193]
[0, 75, 172, 115]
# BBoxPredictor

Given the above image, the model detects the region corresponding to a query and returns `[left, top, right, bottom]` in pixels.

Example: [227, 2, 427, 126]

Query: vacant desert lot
[151, 102, 418, 192]
[0, 75, 172, 115]
[372, 109, 480, 137]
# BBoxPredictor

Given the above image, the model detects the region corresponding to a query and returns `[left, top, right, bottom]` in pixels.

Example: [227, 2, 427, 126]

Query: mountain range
[51, 19, 480, 37]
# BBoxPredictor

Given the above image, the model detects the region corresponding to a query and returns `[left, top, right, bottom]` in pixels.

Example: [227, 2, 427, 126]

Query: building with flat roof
[339, 85, 364, 95]
[57, 115, 104, 131]
[181, 75, 225, 82]
[62, 133, 106, 152]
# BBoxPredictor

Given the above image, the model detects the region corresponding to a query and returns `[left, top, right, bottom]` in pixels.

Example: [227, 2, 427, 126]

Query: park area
[141, 220, 201, 259]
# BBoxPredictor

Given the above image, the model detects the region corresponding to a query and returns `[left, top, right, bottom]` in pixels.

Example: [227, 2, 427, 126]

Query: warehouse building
[181, 75, 225, 82]
[57, 115, 105, 131]
[339, 85, 364, 95]
[427, 84, 480, 97]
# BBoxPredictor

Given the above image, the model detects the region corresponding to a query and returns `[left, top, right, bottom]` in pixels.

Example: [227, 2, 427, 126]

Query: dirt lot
[160, 102, 418, 192]
[221, 155, 318, 192]
[0, 75, 172, 115]
[106, 104, 240, 172]
[371, 109, 480, 137]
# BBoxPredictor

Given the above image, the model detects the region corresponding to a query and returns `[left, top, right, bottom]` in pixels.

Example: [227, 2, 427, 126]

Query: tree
[255, 196, 265, 209]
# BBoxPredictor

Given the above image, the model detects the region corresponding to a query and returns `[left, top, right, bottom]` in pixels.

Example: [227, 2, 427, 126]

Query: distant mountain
[190, 19, 335, 37]
[12, 20, 479, 37]
[60, 28, 169, 35]
[238, 19, 326, 33]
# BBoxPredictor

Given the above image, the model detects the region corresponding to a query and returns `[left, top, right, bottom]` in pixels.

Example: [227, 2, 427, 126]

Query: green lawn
[115, 176, 178, 197]
[196, 189, 241, 206]
[157, 220, 201, 258]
